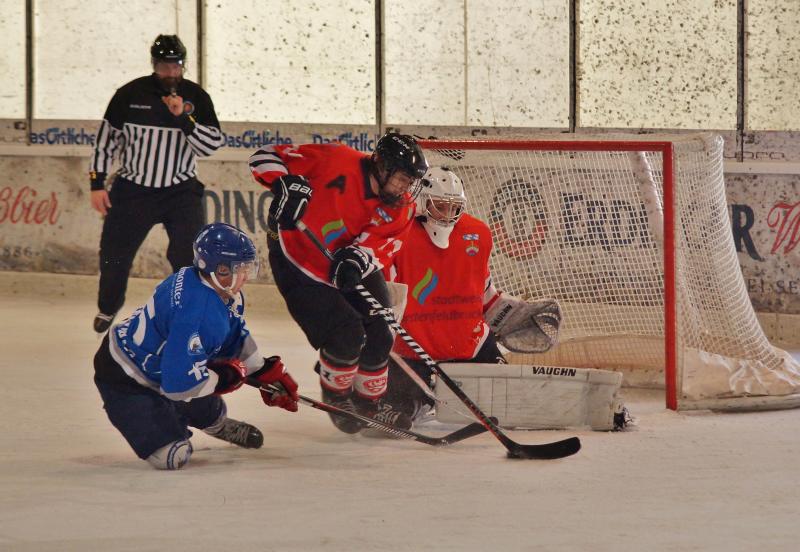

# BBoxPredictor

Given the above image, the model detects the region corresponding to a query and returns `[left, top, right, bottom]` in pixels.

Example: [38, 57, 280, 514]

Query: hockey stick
[296, 220, 581, 459]
[245, 378, 490, 446]
[389, 352, 481, 424]
[389, 352, 437, 402]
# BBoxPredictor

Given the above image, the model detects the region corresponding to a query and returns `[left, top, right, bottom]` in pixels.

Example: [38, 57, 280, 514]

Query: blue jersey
[108, 267, 262, 400]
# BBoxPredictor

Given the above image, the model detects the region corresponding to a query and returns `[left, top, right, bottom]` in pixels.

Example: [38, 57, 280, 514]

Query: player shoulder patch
[187, 332, 205, 356]
[462, 233, 480, 256]
[371, 206, 397, 226]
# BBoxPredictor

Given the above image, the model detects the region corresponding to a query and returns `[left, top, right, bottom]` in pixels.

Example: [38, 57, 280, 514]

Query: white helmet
[416, 167, 466, 248]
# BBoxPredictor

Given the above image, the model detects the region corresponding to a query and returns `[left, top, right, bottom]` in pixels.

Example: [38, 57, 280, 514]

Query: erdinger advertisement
[726, 174, 800, 313]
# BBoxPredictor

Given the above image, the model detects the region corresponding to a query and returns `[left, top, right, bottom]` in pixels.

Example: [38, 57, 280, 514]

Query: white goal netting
[420, 133, 800, 411]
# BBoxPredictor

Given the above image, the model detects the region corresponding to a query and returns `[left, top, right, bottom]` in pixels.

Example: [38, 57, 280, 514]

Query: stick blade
[438, 417, 496, 445]
[506, 437, 581, 460]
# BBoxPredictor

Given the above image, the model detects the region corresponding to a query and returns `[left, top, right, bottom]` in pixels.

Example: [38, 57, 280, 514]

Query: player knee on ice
[146, 439, 193, 470]
[93, 223, 298, 469]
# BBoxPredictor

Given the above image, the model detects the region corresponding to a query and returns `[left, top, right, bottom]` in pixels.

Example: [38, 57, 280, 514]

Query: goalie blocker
[433, 363, 628, 431]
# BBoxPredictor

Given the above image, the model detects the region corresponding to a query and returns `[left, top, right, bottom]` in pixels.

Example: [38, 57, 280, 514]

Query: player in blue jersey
[93, 223, 299, 470]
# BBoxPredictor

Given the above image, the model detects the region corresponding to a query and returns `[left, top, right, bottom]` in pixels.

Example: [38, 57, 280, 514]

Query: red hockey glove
[252, 356, 299, 412]
[207, 358, 247, 395]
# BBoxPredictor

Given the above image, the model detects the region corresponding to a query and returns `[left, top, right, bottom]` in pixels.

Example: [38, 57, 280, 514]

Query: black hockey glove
[329, 245, 373, 292]
[269, 175, 312, 229]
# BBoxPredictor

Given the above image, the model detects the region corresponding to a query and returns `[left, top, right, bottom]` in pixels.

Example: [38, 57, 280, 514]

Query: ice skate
[204, 416, 263, 449]
[320, 386, 364, 434]
[357, 396, 413, 438]
[93, 312, 116, 334]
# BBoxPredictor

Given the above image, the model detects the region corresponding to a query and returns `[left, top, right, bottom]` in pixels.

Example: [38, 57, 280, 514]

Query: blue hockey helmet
[193, 223, 258, 293]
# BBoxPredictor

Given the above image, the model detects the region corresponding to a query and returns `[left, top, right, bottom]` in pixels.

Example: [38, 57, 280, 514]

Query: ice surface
[1, 271, 799, 551]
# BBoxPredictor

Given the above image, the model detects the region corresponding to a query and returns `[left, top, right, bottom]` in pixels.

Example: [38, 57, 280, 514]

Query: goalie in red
[248, 133, 428, 434]
[383, 167, 562, 422]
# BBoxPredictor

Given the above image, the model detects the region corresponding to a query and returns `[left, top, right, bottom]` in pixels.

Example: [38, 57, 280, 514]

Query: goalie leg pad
[433, 363, 626, 431]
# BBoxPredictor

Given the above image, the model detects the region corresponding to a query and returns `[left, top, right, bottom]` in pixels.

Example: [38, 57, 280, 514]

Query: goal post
[418, 133, 800, 411]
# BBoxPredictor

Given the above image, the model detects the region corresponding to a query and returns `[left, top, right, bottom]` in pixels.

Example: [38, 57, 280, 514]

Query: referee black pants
[97, 177, 205, 315]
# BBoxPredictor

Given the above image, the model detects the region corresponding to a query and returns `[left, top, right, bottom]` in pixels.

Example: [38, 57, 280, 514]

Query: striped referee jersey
[90, 75, 224, 190]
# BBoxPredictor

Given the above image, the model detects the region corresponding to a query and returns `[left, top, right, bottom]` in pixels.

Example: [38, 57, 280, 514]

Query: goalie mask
[193, 223, 259, 296]
[371, 133, 428, 207]
[416, 167, 466, 248]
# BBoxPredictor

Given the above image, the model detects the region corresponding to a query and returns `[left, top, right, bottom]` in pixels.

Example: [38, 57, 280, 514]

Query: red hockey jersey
[249, 143, 414, 283]
[388, 213, 495, 361]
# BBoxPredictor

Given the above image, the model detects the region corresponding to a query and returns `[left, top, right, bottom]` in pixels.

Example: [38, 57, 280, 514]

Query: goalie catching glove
[269, 174, 312, 229]
[484, 293, 562, 353]
[250, 356, 299, 412]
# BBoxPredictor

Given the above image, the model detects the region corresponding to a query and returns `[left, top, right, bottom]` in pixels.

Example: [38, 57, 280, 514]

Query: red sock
[318, 358, 357, 394]
[354, 365, 388, 400]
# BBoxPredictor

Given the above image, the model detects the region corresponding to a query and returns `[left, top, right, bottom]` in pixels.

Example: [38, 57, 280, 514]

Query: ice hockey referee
[88, 34, 225, 333]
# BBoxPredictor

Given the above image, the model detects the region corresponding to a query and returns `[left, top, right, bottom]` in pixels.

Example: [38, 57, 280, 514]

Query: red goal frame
[418, 139, 678, 409]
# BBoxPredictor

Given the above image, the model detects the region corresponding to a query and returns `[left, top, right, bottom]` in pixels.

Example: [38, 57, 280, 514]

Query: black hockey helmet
[151, 34, 187, 65]
[371, 133, 428, 205]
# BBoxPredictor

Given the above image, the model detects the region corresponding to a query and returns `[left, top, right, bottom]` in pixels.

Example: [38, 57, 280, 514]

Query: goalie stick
[296, 221, 581, 460]
[246, 378, 490, 446]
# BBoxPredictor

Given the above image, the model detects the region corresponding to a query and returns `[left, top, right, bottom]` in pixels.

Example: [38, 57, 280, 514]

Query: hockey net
[419, 134, 800, 411]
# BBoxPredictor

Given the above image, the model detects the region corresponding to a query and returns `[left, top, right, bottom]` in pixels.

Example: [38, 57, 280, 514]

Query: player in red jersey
[384, 167, 562, 422]
[248, 133, 428, 433]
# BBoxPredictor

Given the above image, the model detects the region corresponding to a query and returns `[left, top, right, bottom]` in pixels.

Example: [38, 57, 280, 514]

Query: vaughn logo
[487, 303, 513, 328]
[530, 366, 577, 377]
